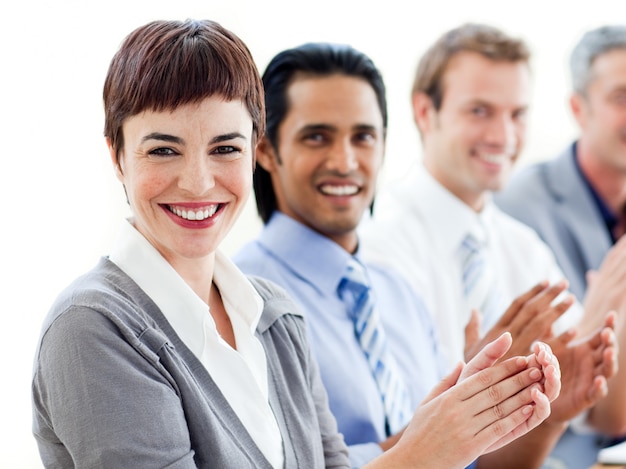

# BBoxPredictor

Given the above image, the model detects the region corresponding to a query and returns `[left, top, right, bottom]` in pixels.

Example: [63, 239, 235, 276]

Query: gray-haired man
[496, 25, 626, 467]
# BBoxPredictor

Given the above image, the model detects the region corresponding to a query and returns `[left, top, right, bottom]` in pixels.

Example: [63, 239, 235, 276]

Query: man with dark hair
[238, 43, 444, 467]
[234, 41, 615, 469]
[361, 22, 626, 468]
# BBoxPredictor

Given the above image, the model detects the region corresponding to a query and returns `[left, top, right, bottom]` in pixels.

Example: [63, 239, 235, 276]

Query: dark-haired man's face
[258, 74, 384, 253]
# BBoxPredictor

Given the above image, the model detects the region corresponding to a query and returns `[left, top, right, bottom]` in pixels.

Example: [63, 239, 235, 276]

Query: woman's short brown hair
[103, 19, 265, 163]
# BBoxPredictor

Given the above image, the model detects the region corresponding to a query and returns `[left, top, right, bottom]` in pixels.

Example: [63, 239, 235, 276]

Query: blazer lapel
[544, 147, 612, 271]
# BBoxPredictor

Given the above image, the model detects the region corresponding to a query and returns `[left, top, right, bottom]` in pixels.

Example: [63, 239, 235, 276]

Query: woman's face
[111, 96, 254, 267]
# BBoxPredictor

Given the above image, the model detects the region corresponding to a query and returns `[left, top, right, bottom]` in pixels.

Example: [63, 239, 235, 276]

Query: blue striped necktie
[458, 232, 502, 331]
[338, 258, 412, 435]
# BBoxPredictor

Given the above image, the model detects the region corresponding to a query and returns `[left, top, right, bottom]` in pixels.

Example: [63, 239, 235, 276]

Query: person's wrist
[542, 415, 569, 433]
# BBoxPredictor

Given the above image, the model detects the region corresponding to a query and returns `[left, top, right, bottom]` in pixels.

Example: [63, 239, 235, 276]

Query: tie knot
[338, 258, 370, 303]
[459, 232, 485, 255]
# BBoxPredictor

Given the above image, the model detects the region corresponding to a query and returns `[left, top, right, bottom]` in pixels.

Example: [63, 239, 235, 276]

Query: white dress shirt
[109, 219, 284, 468]
[360, 163, 582, 370]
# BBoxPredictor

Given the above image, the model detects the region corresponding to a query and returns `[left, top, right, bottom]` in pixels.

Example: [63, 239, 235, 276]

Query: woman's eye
[149, 147, 178, 157]
[214, 145, 238, 154]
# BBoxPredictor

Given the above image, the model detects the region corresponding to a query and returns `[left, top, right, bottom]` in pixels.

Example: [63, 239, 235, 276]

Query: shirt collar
[258, 212, 354, 294]
[214, 248, 264, 335]
[415, 165, 495, 252]
[108, 219, 263, 359]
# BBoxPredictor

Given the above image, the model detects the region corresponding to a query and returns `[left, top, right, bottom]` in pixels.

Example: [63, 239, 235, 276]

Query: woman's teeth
[169, 205, 218, 220]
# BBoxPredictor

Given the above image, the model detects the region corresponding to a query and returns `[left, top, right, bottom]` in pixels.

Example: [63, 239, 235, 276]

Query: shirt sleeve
[32, 306, 198, 469]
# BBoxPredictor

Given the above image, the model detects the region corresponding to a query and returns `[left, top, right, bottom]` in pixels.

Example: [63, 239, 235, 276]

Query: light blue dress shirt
[234, 213, 447, 468]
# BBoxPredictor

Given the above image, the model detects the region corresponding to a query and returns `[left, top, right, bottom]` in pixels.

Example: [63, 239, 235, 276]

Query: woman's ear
[106, 137, 124, 182]
[255, 137, 280, 173]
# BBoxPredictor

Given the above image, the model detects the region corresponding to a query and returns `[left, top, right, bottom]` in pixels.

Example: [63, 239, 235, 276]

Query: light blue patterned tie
[459, 232, 502, 331]
[338, 258, 412, 435]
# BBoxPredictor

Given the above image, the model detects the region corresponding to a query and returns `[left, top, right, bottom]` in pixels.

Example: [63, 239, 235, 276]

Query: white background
[2, 1, 623, 466]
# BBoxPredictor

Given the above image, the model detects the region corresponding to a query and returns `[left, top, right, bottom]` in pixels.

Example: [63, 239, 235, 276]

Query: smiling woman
[30, 18, 350, 468]
[112, 99, 254, 280]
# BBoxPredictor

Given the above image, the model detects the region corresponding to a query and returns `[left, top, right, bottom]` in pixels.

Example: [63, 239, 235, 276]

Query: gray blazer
[495, 143, 612, 301]
[32, 258, 350, 469]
